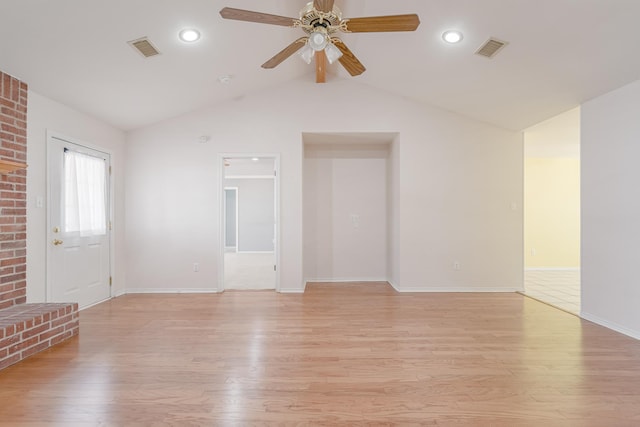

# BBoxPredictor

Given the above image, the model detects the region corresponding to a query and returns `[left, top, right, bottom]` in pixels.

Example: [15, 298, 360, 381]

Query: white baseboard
[118, 287, 305, 295]
[123, 288, 220, 294]
[305, 278, 389, 284]
[308, 280, 518, 293]
[525, 267, 580, 271]
[393, 286, 521, 293]
[115, 284, 518, 296]
[279, 288, 305, 294]
[79, 296, 112, 311]
[236, 251, 275, 254]
[580, 312, 640, 341]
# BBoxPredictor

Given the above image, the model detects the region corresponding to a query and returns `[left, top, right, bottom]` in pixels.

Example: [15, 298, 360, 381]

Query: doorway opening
[302, 132, 398, 286]
[219, 155, 279, 291]
[523, 107, 581, 314]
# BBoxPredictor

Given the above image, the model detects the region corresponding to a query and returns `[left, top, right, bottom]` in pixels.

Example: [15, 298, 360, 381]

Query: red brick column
[0, 71, 28, 309]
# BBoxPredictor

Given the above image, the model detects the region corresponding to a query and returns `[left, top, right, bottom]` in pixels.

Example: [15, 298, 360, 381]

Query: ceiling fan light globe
[309, 31, 328, 51]
[324, 42, 343, 64]
[299, 44, 314, 64]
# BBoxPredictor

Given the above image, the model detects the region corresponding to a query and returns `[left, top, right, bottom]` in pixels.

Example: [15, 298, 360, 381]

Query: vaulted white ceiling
[2, 0, 639, 131]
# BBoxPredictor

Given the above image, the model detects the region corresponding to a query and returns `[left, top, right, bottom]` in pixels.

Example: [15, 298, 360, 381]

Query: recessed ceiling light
[179, 29, 201, 43]
[442, 30, 463, 44]
[251, 157, 260, 162]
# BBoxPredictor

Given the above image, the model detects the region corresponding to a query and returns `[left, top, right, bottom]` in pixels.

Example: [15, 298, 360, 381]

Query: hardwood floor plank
[1, 282, 640, 425]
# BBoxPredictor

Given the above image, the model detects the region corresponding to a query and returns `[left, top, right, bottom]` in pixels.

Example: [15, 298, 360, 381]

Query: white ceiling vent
[128, 37, 161, 58]
[475, 38, 508, 59]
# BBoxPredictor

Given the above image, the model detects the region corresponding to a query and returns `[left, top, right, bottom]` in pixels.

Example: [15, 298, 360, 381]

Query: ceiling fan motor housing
[299, 2, 343, 34]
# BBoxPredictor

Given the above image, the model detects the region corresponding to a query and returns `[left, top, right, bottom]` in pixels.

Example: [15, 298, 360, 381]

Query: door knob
[52, 239, 63, 246]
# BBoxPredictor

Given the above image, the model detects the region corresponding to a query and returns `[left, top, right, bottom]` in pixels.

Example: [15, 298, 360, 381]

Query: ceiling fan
[219, 0, 420, 83]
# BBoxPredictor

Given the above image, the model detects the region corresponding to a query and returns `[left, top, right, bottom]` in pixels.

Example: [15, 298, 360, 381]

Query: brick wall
[0, 303, 79, 370]
[0, 71, 28, 309]
[0, 71, 78, 372]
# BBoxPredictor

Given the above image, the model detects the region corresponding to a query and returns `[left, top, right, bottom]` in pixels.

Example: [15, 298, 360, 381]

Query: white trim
[302, 281, 518, 293]
[237, 251, 276, 254]
[123, 289, 220, 295]
[225, 175, 275, 180]
[393, 286, 521, 293]
[279, 288, 306, 294]
[47, 130, 112, 155]
[305, 278, 389, 283]
[78, 296, 112, 311]
[218, 153, 281, 293]
[46, 130, 115, 304]
[274, 155, 281, 293]
[217, 156, 226, 293]
[525, 267, 580, 271]
[580, 312, 640, 341]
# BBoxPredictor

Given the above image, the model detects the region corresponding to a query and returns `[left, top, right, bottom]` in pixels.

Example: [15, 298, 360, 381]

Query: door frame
[217, 153, 280, 292]
[46, 130, 114, 306]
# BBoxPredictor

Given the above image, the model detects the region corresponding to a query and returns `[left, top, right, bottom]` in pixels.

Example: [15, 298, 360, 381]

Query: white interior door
[47, 135, 111, 309]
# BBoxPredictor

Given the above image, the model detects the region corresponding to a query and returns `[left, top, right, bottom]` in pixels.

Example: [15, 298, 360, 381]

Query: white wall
[581, 79, 640, 339]
[395, 119, 523, 291]
[304, 143, 389, 282]
[125, 78, 522, 293]
[26, 91, 126, 302]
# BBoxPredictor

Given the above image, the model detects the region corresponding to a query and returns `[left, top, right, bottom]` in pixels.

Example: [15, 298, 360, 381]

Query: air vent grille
[128, 37, 161, 58]
[475, 38, 508, 59]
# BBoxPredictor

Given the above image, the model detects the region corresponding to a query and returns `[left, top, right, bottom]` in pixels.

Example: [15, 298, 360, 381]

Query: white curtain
[64, 150, 107, 236]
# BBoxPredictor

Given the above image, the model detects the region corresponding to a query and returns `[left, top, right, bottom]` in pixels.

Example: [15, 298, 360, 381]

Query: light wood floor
[1, 283, 640, 426]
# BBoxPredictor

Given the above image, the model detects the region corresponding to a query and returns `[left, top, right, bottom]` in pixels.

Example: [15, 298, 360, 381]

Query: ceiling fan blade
[315, 50, 327, 83]
[313, 0, 335, 13]
[344, 14, 420, 32]
[333, 39, 366, 76]
[262, 38, 307, 69]
[220, 7, 297, 27]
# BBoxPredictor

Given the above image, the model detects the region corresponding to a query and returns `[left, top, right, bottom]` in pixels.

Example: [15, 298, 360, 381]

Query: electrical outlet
[350, 214, 360, 229]
[193, 263, 199, 272]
